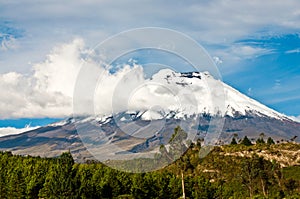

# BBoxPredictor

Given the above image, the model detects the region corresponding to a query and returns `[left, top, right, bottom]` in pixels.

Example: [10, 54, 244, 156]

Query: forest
[0, 134, 299, 199]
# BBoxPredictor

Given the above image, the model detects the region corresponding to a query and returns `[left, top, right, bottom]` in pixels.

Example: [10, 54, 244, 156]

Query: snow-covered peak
[75, 68, 293, 123]
[147, 69, 292, 121]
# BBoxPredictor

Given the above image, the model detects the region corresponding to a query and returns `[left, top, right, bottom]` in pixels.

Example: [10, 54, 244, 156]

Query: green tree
[241, 136, 253, 146]
[230, 137, 238, 145]
[192, 176, 215, 199]
[267, 137, 275, 145]
[131, 174, 149, 199]
[241, 156, 260, 198]
[256, 137, 265, 144]
[39, 152, 75, 198]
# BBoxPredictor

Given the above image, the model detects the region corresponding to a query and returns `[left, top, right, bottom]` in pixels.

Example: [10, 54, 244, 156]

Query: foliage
[0, 141, 299, 198]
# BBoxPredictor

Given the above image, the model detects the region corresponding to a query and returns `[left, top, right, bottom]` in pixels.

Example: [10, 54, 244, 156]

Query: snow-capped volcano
[100, 68, 291, 122]
[0, 68, 299, 165]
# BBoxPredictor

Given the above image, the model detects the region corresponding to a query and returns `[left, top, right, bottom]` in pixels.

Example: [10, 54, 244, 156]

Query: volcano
[0, 69, 299, 162]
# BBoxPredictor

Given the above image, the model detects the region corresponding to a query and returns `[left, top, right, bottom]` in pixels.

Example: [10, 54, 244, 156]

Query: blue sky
[0, 0, 300, 129]
[0, 118, 60, 129]
[222, 34, 300, 116]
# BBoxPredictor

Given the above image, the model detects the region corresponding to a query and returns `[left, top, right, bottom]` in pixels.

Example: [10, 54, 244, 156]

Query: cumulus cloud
[0, 39, 85, 119]
[0, 38, 190, 119]
[0, 37, 221, 119]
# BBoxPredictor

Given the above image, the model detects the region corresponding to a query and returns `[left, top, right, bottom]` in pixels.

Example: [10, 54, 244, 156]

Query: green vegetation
[0, 140, 299, 198]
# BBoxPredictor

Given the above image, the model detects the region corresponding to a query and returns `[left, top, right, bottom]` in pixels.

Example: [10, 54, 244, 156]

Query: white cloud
[0, 37, 224, 119]
[0, 126, 39, 137]
[0, 39, 85, 119]
[212, 44, 274, 75]
[218, 45, 274, 62]
[285, 48, 300, 54]
[231, 45, 273, 58]
[1, 0, 300, 73]
[33, 38, 84, 97]
[1, 38, 192, 119]
[247, 88, 252, 96]
[213, 56, 223, 65]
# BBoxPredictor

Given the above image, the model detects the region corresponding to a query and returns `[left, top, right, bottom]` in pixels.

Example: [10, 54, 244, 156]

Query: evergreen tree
[256, 138, 265, 144]
[39, 152, 75, 198]
[267, 137, 275, 145]
[230, 137, 238, 145]
[241, 136, 253, 146]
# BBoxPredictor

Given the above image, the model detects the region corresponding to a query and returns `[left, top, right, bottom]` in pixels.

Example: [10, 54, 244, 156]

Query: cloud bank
[0, 38, 221, 119]
[0, 38, 192, 119]
[0, 39, 85, 119]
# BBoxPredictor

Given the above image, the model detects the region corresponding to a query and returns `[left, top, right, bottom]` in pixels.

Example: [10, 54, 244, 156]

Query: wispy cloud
[0, 21, 22, 51]
[0, 35, 19, 51]
[212, 44, 274, 75]
[272, 79, 282, 90]
[285, 48, 300, 54]
[247, 88, 252, 96]
[266, 95, 300, 104]
[1, 0, 300, 72]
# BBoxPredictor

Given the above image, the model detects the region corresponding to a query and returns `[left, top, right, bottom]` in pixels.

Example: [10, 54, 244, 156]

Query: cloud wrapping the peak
[0, 38, 196, 119]
[0, 37, 221, 119]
